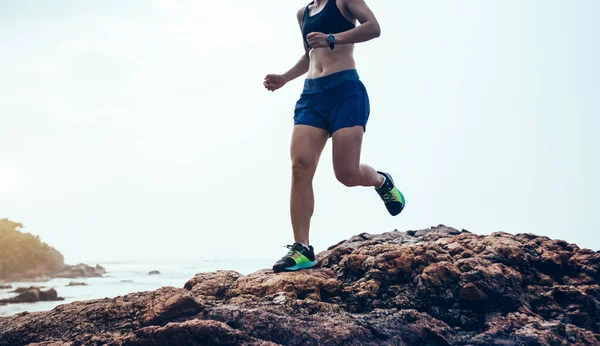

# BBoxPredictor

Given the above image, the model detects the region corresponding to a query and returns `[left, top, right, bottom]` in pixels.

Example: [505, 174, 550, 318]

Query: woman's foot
[272, 243, 317, 273]
[375, 171, 405, 216]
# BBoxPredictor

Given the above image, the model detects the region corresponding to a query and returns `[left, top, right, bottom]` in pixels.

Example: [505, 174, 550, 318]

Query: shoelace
[284, 243, 303, 257]
[377, 188, 397, 203]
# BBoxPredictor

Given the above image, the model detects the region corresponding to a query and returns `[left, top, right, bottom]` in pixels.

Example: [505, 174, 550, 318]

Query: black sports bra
[301, 0, 356, 49]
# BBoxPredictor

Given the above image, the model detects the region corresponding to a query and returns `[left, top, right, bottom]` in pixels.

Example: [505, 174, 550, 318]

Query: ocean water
[0, 259, 273, 317]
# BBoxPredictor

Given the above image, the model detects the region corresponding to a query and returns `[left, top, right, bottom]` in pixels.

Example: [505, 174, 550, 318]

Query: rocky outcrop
[0, 288, 63, 305]
[0, 219, 107, 283]
[148, 270, 160, 275]
[66, 282, 87, 287]
[0, 219, 65, 283]
[53, 264, 106, 279]
[0, 226, 598, 345]
[0, 285, 11, 289]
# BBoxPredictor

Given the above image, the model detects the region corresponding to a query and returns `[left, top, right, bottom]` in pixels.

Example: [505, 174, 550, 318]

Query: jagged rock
[184, 270, 242, 299]
[118, 319, 279, 346]
[148, 270, 161, 275]
[66, 282, 87, 287]
[0, 225, 598, 345]
[225, 268, 340, 301]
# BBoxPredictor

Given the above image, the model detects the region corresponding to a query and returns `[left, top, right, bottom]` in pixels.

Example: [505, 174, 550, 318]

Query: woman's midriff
[306, 44, 356, 79]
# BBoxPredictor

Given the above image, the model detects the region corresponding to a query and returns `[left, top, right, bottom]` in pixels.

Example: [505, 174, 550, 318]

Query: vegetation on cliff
[0, 218, 64, 281]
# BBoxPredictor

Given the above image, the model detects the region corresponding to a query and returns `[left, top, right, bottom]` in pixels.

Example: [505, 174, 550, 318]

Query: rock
[140, 288, 204, 326]
[225, 268, 340, 301]
[10, 286, 45, 294]
[53, 263, 106, 279]
[0, 288, 63, 304]
[119, 319, 279, 346]
[8, 288, 40, 303]
[0, 225, 599, 345]
[0, 284, 12, 289]
[459, 282, 488, 302]
[272, 294, 286, 304]
[184, 270, 241, 298]
[148, 270, 161, 275]
[39, 288, 59, 301]
[66, 282, 87, 287]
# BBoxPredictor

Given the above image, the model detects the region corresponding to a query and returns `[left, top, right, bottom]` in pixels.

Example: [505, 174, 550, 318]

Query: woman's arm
[335, 0, 381, 45]
[282, 52, 309, 83]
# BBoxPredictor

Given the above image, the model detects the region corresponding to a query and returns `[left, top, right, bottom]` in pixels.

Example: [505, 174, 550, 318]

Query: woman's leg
[332, 125, 406, 216]
[289, 124, 329, 246]
[331, 125, 383, 188]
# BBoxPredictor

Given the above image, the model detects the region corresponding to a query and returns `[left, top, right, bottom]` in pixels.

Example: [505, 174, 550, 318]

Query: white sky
[1, 0, 598, 263]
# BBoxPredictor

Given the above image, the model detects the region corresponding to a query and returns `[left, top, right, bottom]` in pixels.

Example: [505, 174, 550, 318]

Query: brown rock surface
[0, 225, 599, 345]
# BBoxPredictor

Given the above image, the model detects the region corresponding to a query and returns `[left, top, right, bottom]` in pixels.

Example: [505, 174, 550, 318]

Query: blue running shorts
[293, 69, 370, 136]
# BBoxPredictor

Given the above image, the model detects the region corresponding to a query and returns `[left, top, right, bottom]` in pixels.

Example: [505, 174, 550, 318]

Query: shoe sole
[275, 260, 317, 272]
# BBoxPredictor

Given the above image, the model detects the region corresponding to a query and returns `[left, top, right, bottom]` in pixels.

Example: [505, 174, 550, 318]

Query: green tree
[0, 218, 64, 280]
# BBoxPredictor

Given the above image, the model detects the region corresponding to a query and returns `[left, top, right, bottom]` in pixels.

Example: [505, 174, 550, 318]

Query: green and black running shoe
[375, 171, 405, 216]
[272, 242, 317, 273]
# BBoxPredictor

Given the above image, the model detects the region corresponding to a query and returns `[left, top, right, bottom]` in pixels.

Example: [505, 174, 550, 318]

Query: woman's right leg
[290, 124, 329, 246]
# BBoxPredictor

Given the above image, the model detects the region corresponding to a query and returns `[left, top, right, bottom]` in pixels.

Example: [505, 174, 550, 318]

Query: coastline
[1, 226, 598, 345]
[0, 258, 273, 317]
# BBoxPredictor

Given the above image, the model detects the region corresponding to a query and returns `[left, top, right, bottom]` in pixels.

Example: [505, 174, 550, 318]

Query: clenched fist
[263, 74, 287, 92]
[306, 32, 329, 48]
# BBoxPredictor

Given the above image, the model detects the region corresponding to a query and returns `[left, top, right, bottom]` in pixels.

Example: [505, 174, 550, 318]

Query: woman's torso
[302, 0, 357, 79]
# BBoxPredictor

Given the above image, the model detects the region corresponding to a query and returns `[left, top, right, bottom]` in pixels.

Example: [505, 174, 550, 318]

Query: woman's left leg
[331, 125, 383, 188]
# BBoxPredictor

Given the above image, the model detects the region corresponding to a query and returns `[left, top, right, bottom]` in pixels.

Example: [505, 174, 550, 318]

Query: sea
[0, 259, 273, 317]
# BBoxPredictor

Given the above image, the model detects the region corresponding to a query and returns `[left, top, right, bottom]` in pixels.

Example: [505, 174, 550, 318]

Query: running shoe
[375, 171, 405, 216]
[272, 242, 317, 273]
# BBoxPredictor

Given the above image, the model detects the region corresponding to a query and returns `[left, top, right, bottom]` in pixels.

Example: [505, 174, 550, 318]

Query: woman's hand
[263, 74, 287, 91]
[306, 32, 329, 48]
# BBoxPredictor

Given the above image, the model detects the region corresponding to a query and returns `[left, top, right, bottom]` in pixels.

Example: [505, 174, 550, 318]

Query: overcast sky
[1, 0, 598, 263]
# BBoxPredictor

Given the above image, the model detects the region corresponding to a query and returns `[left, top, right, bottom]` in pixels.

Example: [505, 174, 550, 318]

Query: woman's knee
[335, 167, 362, 187]
[291, 156, 318, 182]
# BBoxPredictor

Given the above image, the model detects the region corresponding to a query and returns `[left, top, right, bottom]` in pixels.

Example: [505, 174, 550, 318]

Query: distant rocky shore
[0, 263, 106, 307]
[1, 225, 598, 345]
[0, 263, 106, 284]
[0, 218, 106, 291]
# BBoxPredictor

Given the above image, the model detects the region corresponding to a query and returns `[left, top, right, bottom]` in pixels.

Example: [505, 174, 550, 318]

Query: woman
[264, 0, 405, 272]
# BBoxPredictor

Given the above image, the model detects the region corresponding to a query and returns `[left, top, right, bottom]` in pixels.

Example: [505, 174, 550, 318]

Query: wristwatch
[326, 34, 336, 50]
